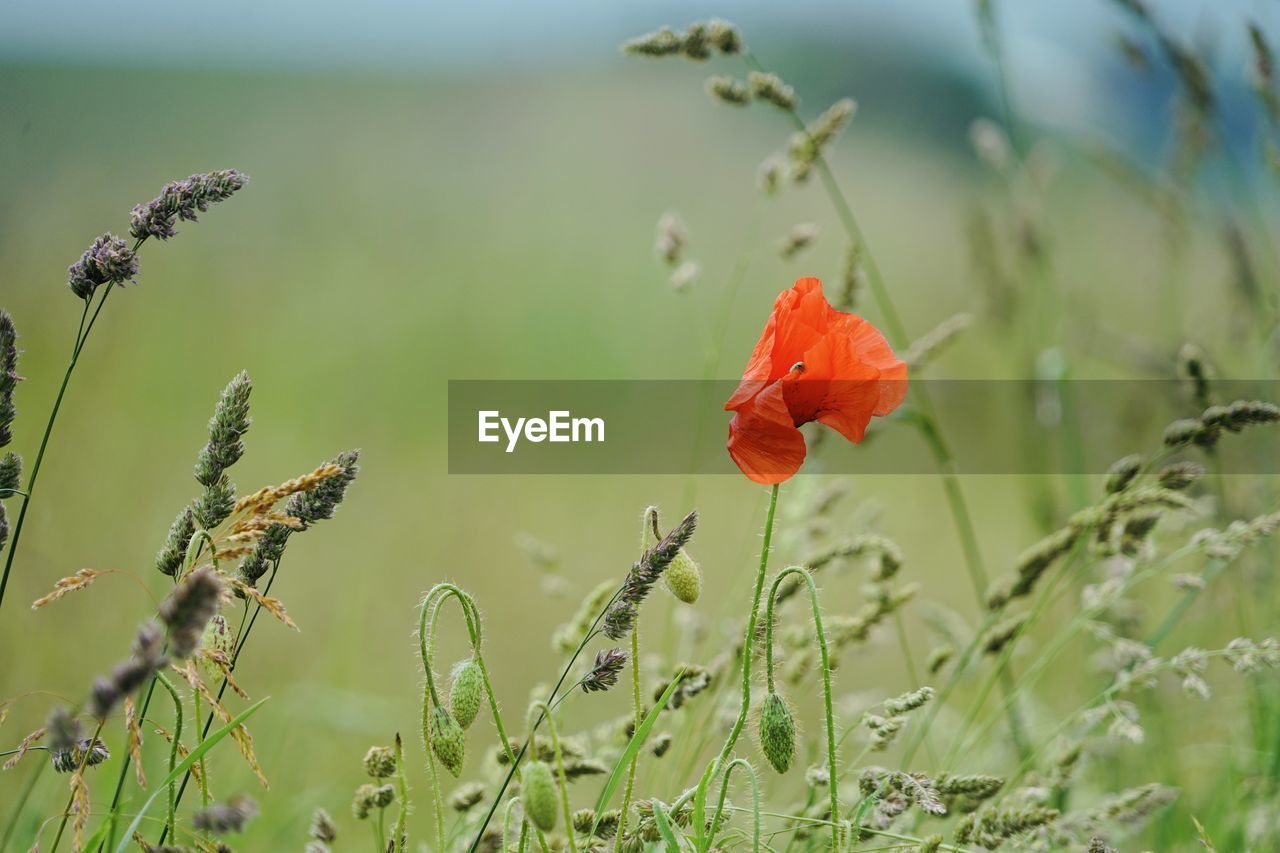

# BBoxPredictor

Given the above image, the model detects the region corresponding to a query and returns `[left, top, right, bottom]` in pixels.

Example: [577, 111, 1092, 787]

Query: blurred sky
[3, 1, 1269, 160]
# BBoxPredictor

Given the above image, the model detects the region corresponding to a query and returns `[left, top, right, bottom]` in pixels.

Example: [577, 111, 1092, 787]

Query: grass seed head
[129, 169, 249, 241]
[748, 71, 797, 110]
[705, 75, 751, 106]
[192, 795, 258, 835]
[363, 745, 396, 778]
[67, 234, 138, 300]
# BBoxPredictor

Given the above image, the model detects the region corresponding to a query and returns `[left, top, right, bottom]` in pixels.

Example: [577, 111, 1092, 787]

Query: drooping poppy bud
[449, 658, 485, 730]
[663, 549, 703, 604]
[428, 706, 466, 777]
[759, 691, 796, 773]
[522, 760, 559, 832]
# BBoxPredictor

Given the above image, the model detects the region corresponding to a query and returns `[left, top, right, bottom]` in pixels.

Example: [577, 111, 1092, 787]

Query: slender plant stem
[528, 701, 576, 853]
[153, 673, 183, 840]
[712, 759, 760, 852]
[613, 622, 643, 851]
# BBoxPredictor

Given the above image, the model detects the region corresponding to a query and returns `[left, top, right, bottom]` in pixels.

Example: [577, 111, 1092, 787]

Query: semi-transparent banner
[447, 380, 1280, 475]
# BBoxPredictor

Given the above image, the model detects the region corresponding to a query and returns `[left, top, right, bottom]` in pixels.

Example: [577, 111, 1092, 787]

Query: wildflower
[663, 549, 702, 603]
[758, 691, 796, 772]
[748, 71, 797, 110]
[778, 223, 818, 259]
[0, 311, 19, 449]
[706, 75, 751, 106]
[603, 510, 698, 639]
[159, 566, 224, 658]
[67, 234, 138, 300]
[363, 745, 396, 778]
[129, 170, 249, 241]
[582, 647, 628, 693]
[450, 781, 487, 812]
[428, 705, 466, 776]
[448, 658, 485, 729]
[724, 277, 907, 484]
[192, 795, 258, 834]
[522, 760, 559, 831]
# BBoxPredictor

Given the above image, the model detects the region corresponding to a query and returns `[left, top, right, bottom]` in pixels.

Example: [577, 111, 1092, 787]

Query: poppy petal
[726, 381, 807, 484]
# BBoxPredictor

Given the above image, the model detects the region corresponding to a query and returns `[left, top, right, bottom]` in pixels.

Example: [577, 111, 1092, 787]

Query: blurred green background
[1, 1, 1277, 848]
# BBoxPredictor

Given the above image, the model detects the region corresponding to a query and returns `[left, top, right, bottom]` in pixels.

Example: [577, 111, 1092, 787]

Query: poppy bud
[521, 760, 559, 832]
[428, 706, 466, 777]
[758, 692, 796, 773]
[663, 549, 703, 604]
[449, 659, 485, 730]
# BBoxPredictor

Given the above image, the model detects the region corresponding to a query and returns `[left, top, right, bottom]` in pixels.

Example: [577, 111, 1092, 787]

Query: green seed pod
[759, 692, 796, 774]
[449, 658, 485, 730]
[428, 706, 466, 777]
[521, 760, 559, 832]
[663, 549, 703, 604]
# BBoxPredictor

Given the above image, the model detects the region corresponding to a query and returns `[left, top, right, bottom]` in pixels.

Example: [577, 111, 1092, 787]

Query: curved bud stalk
[418, 583, 518, 852]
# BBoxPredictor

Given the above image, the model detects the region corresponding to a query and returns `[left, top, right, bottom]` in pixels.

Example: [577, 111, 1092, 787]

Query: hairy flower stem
[0, 272, 125, 618]
[743, 567, 838, 850]
[692, 484, 779, 828]
[713, 759, 761, 851]
[743, 47, 1031, 758]
[154, 672, 183, 840]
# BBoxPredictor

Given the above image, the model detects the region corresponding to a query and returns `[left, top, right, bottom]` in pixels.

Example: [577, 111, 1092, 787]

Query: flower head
[67, 234, 138, 300]
[130, 169, 249, 241]
[724, 277, 906, 484]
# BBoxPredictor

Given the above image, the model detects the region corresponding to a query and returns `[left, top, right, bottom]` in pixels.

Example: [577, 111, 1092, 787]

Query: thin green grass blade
[109, 697, 269, 852]
[651, 799, 682, 850]
[589, 668, 684, 837]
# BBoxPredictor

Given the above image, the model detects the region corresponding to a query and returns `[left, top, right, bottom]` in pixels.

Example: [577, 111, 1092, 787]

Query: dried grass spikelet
[69, 765, 91, 848]
[225, 575, 297, 630]
[124, 696, 146, 787]
[174, 659, 268, 788]
[904, 313, 973, 370]
[234, 463, 344, 515]
[31, 568, 105, 609]
[3, 725, 46, 769]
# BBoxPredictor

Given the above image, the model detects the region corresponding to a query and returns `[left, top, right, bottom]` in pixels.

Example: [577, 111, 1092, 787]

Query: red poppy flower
[724, 277, 907, 484]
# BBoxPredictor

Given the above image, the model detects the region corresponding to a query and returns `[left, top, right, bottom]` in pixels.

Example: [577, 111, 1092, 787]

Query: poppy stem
[702, 484, 779, 813]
